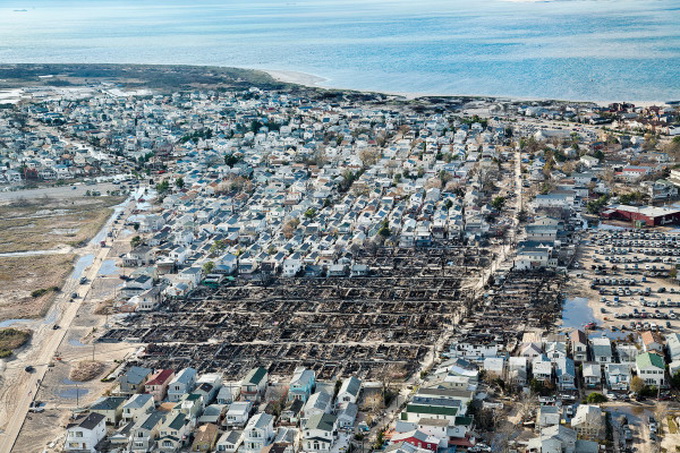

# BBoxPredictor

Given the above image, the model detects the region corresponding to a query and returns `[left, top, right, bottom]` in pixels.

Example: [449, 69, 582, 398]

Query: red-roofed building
[145, 369, 175, 402]
[602, 205, 680, 226]
[391, 430, 439, 452]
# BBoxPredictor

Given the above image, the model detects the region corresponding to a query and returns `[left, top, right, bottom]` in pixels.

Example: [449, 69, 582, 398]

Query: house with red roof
[145, 369, 175, 402]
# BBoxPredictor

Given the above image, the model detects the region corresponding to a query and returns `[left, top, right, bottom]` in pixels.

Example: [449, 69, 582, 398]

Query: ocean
[0, 0, 678, 102]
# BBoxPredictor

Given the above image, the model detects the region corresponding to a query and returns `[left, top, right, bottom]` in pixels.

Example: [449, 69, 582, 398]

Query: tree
[202, 261, 215, 274]
[130, 236, 142, 248]
[155, 180, 170, 194]
[630, 376, 645, 394]
[586, 392, 607, 404]
[358, 148, 381, 168]
[304, 208, 317, 219]
[491, 196, 506, 210]
[282, 218, 300, 239]
[175, 177, 185, 189]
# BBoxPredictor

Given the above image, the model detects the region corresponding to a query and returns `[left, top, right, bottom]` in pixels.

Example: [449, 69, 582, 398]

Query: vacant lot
[0, 195, 123, 253]
[0, 254, 76, 321]
[0, 195, 123, 321]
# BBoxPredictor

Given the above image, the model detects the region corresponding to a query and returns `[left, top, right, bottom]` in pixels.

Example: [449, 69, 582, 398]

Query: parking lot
[568, 227, 680, 334]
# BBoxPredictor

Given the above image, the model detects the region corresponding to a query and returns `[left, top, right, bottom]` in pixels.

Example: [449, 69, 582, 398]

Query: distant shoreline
[262, 68, 670, 108]
[0, 62, 673, 108]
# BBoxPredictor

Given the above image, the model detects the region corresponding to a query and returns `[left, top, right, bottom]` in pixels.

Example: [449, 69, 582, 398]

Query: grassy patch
[668, 415, 679, 434]
[0, 328, 31, 356]
[0, 196, 123, 253]
[0, 254, 75, 321]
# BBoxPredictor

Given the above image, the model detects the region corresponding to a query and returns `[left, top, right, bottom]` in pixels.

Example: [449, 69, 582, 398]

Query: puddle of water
[596, 223, 629, 231]
[0, 249, 68, 258]
[91, 204, 126, 245]
[562, 297, 597, 329]
[0, 318, 32, 328]
[98, 259, 119, 276]
[589, 330, 628, 341]
[72, 254, 95, 279]
[68, 338, 87, 347]
[59, 386, 89, 400]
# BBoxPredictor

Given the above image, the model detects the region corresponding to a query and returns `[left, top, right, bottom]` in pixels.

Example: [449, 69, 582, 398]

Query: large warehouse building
[602, 204, 680, 226]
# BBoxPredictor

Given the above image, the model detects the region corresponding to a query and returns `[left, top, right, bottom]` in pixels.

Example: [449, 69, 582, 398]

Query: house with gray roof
[128, 410, 164, 452]
[167, 367, 197, 402]
[336, 376, 361, 408]
[156, 412, 190, 452]
[122, 393, 154, 424]
[240, 367, 268, 402]
[242, 413, 275, 453]
[301, 391, 332, 427]
[64, 412, 107, 453]
[288, 367, 316, 403]
[303, 413, 338, 453]
[89, 396, 127, 425]
[119, 366, 152, 394]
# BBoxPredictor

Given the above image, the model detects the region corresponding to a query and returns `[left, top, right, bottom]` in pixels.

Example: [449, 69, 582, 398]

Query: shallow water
[1, 0, 678, 102]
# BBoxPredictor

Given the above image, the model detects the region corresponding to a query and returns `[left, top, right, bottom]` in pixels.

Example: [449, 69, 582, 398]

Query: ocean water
[0, 0, 678, 102]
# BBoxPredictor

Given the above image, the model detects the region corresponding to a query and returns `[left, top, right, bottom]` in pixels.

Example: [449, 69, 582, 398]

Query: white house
[225, 401, 253, 428]
[635, 352, 666, 387]
[303, 413, 337, 453]
[241, 413, 275, 453]
[336, 376, 361, 408]
[64, 413, 107, 453]
[122, 393, 154, 424]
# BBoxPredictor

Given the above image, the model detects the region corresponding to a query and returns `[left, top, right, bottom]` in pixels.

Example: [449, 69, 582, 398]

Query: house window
[74, 432, 83, 438]
[314, 441, 320, 450]
[164, 441, 173, 447]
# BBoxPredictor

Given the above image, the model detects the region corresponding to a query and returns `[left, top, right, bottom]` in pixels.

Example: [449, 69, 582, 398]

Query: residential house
[604, 363, 631, 391]
[390, 430, 439, 452]
[280, 399, 304, 426]
[337, 403, 358, 429]
[64, 413, 107, 453]
[590, 337, 612, 364]
[532, 355, 553, 383]
[216, 430, 242, 453]
[120, 366, 152, 394]
[571, 405, 604, 441]
[129, 411, 164, 452]
[570, 330, 588, 362]
[635, 352, 665, 387]
[554, 357, 576, 390]
[582, 363, 602, 388]
[167, 368, 198, 403]
[157, 412, 190, 453]
[537, 406, 561, 429]
[225, 401, 252, 428]
[336, 376, 362, 408]
[191, 423, 220, 452]
[641, 331, 664, 353]
[145, 369, 175, 402]
[122, 394, 155, 424]
[301, 391, 332, 427]
[89, 396, 127, 425]
[508, 356, 528, 386]
[240, 367, 268, 402]
[303, 413, 337, 453]
[667, 333, 680, 361]
[241, 413, 276, 453]
[288, 367, 316, 403]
